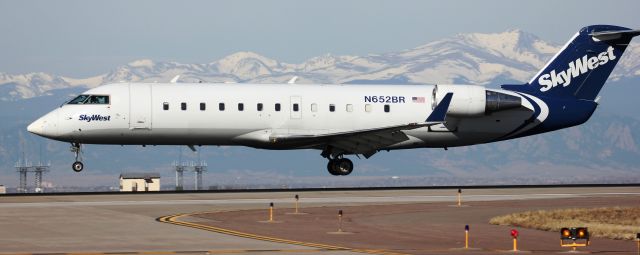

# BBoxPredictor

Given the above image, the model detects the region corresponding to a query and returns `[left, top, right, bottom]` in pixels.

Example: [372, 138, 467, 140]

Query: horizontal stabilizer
[425, 92, 453, 123]
[590, 29, 640, 41]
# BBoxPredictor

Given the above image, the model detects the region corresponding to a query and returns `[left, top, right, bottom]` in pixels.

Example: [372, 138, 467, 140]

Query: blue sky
[0, 0, 639, 77]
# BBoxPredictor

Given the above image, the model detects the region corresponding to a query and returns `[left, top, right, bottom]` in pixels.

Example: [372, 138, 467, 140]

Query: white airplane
[27, 25, 639, 175]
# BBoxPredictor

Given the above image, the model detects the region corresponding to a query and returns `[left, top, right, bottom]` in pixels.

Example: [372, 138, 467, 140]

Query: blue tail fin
[503, 25, 639, 100]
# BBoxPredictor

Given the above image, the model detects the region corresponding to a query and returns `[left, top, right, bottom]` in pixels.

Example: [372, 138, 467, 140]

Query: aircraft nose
[27, 111, 58, 138]
[27, 120, 40, 134]
[27, 118, 45, 135]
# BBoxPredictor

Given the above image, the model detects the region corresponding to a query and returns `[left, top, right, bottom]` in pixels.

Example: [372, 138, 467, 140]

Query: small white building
[0, 185, 6, 194]
[119, 173, 161, 192]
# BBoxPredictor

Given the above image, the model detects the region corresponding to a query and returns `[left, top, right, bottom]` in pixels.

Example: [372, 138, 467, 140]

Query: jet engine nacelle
[432, 85, 522, 117]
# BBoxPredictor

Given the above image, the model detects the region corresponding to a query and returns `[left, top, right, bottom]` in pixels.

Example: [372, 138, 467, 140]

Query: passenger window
[181, 102, 187, 111]
[219, 103, 225, 111]
[311, 103, 317, 112]
[384, 104, 390, 112]
[293, 103, 299, 112]
[200, 103, 206, 111]
[275, 103, 281, 111]
[346, 104, 353, 112]
[163, 102, 169, 111]
[257, 103, 263, 111]
[365, 104, 372, 112]
[238, 103, 244, 111]
[329, 104, 335, 112]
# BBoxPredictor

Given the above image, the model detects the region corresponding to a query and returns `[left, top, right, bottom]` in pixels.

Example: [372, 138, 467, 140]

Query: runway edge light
[511, 229, 519, 251]
[465, 225, 469, 249]
[269, 202, 274, 222]
[338, 209, 344, 232]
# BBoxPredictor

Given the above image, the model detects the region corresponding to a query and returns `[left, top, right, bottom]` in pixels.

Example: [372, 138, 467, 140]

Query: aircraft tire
[335, 158, 353, 175]
[327, 160, 341, 175]
[72, 161, 84, 172]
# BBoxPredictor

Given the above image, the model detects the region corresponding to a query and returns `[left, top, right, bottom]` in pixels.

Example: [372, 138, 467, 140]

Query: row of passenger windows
[162, 102, 392, 112]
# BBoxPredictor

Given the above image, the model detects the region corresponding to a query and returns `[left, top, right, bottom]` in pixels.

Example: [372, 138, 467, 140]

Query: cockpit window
[88, 95, 109, 104]
[67, 95, 110, 105]
[67, 95, 90, 104]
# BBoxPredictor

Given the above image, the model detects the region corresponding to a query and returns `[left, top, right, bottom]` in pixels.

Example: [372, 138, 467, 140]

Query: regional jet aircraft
[27, 25, 639, 175]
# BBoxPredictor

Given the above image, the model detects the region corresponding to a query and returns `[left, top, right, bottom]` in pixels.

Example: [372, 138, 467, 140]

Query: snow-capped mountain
[1, 29, 639, 101]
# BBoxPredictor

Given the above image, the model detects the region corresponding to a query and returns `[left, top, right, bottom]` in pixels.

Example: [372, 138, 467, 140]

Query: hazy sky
[1, 0, 639, 77]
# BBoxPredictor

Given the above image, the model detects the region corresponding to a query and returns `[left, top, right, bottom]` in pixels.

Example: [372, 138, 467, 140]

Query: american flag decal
[412, 96, 425, 103]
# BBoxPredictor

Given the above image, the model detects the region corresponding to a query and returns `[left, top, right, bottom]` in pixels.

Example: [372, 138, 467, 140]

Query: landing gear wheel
[334, 158, 353, 176]
[72, 161, 84, 172]
[327, 160, 339, 176]
[327, 158, 353, 176]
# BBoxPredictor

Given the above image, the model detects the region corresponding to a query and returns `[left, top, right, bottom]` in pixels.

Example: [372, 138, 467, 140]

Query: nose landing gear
[71, 143, 84, 172]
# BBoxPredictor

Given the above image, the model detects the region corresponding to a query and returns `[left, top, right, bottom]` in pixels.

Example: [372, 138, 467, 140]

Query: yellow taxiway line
[156, 212, 408, 255]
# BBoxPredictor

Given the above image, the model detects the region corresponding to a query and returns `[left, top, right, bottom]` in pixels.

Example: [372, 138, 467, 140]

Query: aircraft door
[129, 84, 152, 130]
[290, 96, 301, 119]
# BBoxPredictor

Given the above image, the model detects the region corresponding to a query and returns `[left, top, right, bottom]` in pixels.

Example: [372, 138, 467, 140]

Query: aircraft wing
[270, 122, 428, 157]
[269, 93, 454, 158]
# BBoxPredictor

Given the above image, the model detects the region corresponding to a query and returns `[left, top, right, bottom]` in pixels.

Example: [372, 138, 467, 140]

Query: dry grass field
[489, 207, 640, 240]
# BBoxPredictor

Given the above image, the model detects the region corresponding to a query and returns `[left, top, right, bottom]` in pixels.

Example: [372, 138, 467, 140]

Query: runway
[2, 192, 640, 208]
[0, 187, 638, 254]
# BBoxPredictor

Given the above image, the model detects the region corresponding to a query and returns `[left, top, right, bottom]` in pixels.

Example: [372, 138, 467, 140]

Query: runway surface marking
[157, 212, 407, 255]
[2, 192, 638, 208]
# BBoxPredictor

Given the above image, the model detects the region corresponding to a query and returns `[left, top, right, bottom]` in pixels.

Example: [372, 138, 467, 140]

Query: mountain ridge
[2, 29, 639, 101]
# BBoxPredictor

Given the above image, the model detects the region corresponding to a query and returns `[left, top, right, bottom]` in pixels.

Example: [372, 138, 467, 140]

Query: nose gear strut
[70, 143, 84, 172]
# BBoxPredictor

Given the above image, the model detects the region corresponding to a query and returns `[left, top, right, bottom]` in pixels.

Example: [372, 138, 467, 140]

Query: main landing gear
[322, 146, 355, 176]
[327, 157, 353, 176]
[70, 143, 84, 172]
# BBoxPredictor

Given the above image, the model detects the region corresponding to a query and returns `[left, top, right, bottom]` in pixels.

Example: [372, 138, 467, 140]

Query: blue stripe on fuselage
[493, 93, 541, 141]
